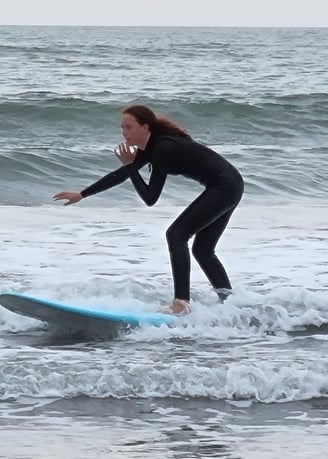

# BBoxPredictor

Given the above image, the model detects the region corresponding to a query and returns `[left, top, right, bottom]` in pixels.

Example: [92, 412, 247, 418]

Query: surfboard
[0, 292, 176, 339]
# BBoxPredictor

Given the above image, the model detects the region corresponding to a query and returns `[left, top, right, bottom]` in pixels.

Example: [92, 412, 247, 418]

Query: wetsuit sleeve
[80, 149, 150, 198]
[125, 144, 169, 206]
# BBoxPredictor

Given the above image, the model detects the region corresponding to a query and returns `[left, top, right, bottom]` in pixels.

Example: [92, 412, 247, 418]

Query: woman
[53, 105, 244, 315]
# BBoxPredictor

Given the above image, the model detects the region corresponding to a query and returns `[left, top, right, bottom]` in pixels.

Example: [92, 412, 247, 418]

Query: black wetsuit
[81, 134, 244, 301]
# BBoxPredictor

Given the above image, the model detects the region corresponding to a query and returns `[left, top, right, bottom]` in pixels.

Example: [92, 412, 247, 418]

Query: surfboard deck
[0, 292, 176, 340]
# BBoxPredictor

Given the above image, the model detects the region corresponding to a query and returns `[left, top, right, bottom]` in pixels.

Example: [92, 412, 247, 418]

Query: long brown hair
[122, 105, 191, 139]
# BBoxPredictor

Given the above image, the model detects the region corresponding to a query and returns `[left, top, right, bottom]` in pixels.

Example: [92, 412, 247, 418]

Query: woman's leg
[192, 209, 235, 289]
[192, 209, 235, 299]
[166, 187, 236, 302]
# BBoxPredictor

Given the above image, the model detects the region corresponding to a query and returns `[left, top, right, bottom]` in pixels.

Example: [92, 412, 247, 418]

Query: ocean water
[0, 26, 327, 458]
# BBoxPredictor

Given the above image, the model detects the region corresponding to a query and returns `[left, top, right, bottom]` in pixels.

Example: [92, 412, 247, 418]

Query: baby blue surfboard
[0, 292, 176, 339]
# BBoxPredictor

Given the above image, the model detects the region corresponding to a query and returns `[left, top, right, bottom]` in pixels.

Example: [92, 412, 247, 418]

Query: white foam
[0, 204, 327, 405]
[1, 348, 327, 404]
[0, 204, 327, 335]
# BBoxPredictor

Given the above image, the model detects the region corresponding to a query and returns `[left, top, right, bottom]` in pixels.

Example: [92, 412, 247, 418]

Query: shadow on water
[288, 322, 328, 336]
[1, 326, 128, 347]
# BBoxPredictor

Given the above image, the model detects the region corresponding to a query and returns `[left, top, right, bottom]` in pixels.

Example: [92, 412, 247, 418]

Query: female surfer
[53, 105, 244, 315]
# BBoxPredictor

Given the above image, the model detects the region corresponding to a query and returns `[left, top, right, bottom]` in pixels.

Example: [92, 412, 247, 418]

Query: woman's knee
[166, 223, 189, 247]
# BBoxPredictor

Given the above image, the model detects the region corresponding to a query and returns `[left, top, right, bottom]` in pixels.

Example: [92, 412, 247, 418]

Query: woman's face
[121, 113, 150, 148]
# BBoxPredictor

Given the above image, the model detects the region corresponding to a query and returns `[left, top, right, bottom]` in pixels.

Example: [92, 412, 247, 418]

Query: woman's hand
[115, 142, 137, 165]
[53, 191, 82, 206]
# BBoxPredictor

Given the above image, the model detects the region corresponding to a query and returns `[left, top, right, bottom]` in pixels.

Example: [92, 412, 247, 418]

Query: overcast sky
[1, 0, 327, 27]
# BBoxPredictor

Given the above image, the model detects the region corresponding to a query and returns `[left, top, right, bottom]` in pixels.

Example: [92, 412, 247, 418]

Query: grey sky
[1, 0, 327, 27]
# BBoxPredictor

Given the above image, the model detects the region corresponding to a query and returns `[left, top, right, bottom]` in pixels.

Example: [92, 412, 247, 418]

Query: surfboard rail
[0, 292, 176, 339]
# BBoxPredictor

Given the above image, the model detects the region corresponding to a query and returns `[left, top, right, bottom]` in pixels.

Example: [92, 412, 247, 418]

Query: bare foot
[159, 299, 191, 316]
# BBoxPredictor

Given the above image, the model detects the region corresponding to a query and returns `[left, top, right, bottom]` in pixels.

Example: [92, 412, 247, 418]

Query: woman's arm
[116, 141, 170, 207]
[53, 148, 150, 205]
[80, 166, 129, 198]
[125, 162, 167, 206]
